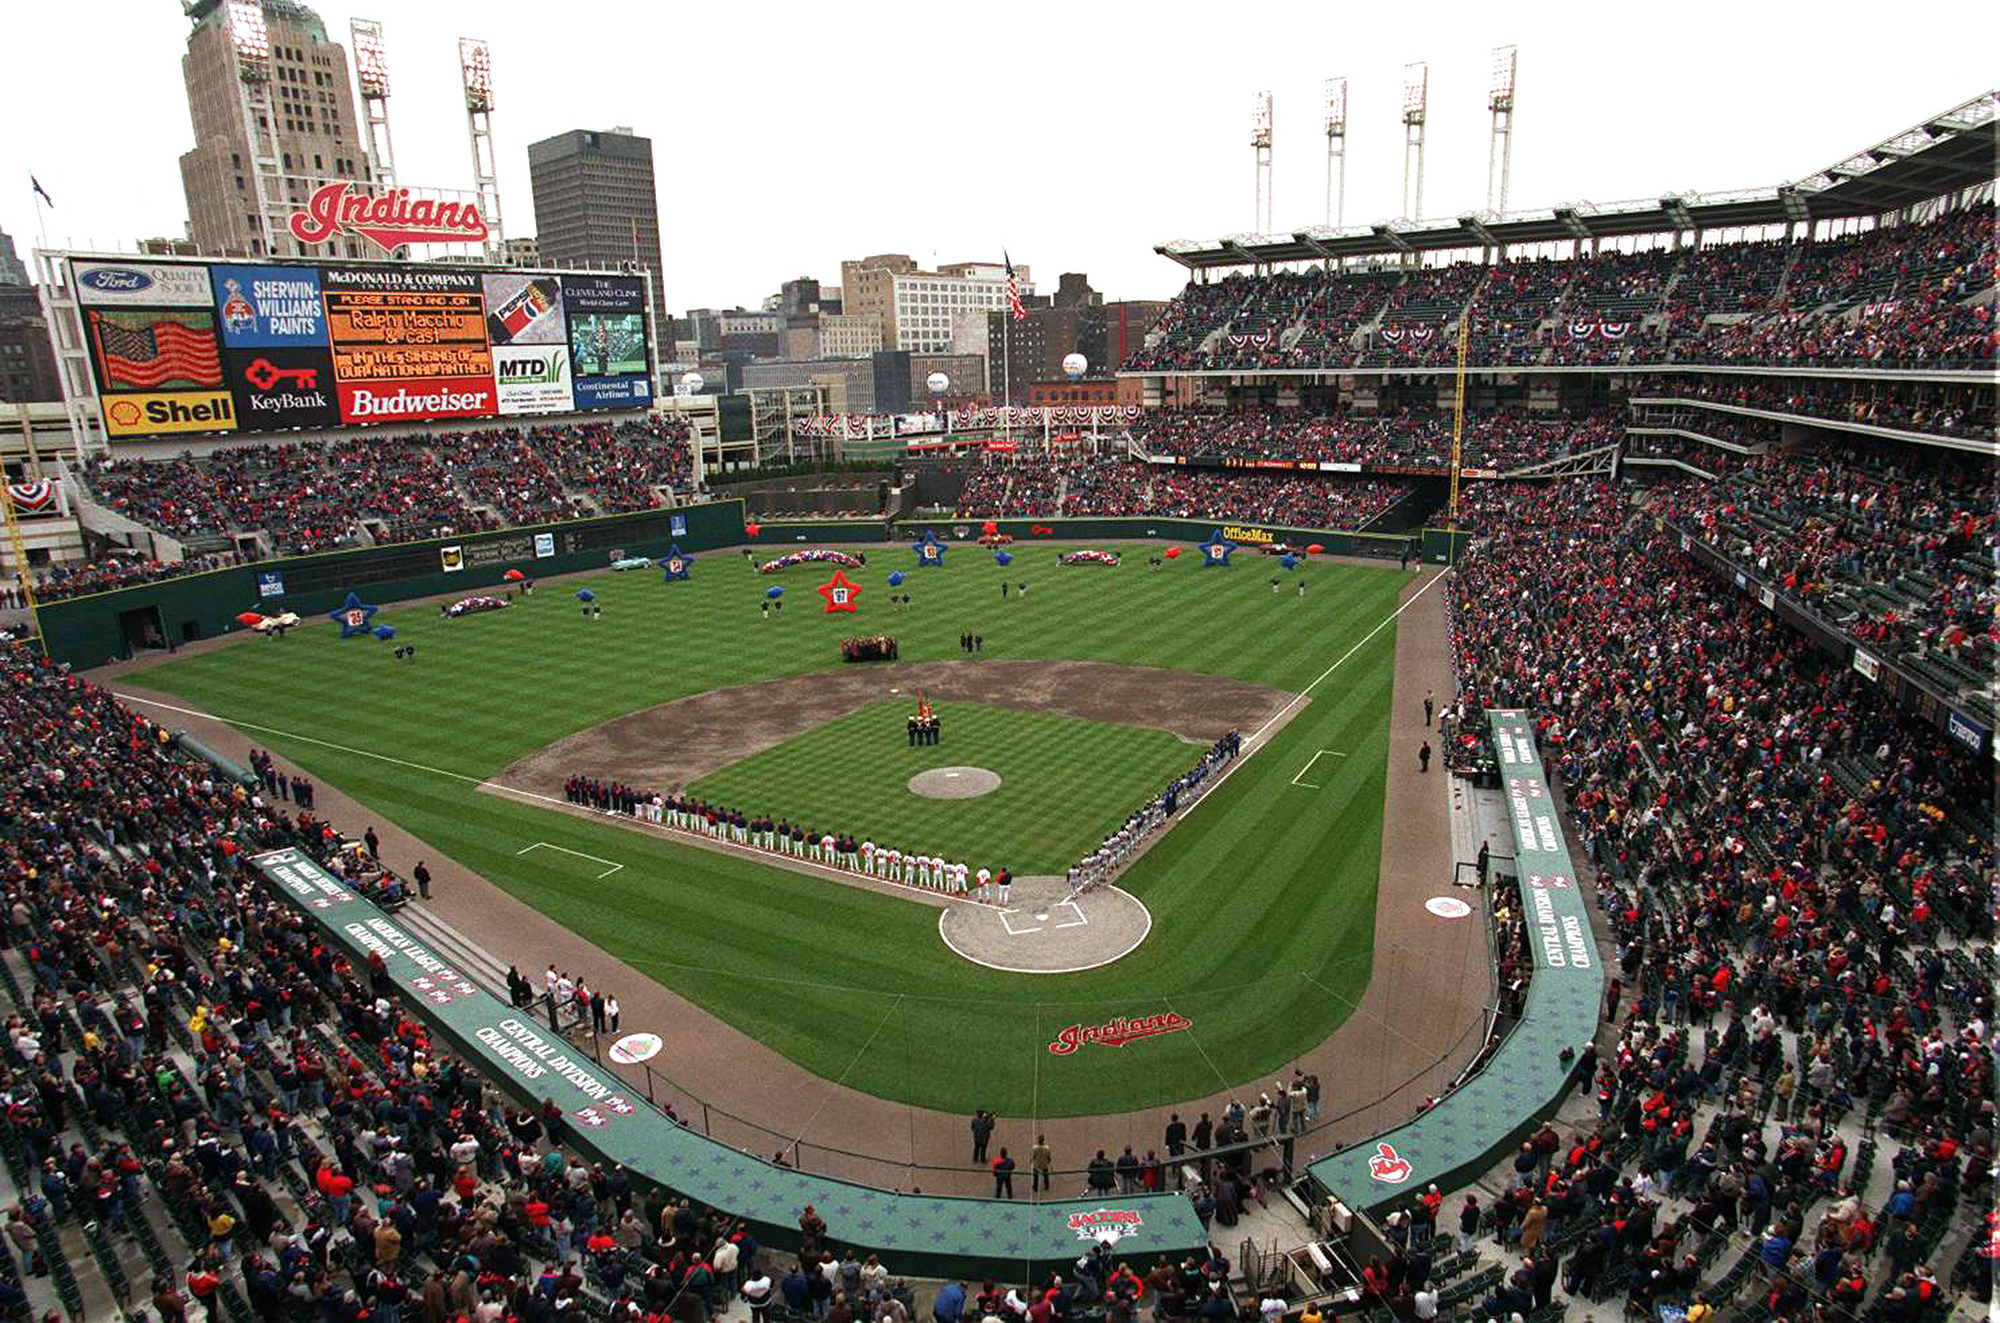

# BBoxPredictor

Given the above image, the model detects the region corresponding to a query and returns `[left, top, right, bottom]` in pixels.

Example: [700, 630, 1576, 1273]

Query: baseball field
[121, 540, 1411, 1118]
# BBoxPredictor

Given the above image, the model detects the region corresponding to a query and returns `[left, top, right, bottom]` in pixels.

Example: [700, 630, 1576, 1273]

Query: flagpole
[1002, 310, 1011, 452]
[32, 184, 49, 247]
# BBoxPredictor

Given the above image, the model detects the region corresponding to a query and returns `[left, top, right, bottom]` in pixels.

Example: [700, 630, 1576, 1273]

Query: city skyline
[0, 1, 1993, 310]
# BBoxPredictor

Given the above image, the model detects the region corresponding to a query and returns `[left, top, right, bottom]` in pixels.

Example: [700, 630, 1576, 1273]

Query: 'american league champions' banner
[69, 256, 654, 441]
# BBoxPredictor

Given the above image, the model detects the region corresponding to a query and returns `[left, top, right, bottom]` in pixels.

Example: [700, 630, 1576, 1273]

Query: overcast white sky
[1, 1, 1994, 310]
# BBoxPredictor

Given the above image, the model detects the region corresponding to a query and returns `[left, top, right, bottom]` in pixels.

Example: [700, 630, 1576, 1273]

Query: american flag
[1004, 251, 1026, 322]
[92, 312, 222, 390]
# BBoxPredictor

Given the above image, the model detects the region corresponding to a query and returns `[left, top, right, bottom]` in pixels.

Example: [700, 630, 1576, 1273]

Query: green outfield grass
[123, 541, 1411, 1116]
[689, 700, 1205, 875]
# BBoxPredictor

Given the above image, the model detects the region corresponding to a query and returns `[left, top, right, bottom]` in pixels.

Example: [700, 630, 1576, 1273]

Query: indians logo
[288, 181, 490, 252]
[1047, 1013, 1193, 1056]
[1367, 1142, 1413, 1184]
[1067, 1208, 1143, 1245]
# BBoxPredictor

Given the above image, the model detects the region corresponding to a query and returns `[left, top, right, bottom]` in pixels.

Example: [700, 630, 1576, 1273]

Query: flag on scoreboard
[90, 311, 223, 390]
[1004, 251, 1026, 322]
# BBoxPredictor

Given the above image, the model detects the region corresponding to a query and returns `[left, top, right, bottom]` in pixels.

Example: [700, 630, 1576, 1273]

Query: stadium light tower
[459, 38, 505, 254]
[1401, 62, 1428, 223]
[225, 0, 287, 257]
[1250, 91, 1274, 233]
[1486, 45, 1518, 216]
[1324, 77, 1349, 229]
[350, 19, 397, 190]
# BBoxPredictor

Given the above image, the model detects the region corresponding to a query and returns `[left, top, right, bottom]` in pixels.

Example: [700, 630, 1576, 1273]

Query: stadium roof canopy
[1157, 90, 1998, 271]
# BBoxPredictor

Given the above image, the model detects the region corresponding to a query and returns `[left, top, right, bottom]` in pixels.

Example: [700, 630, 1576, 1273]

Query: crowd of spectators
[1130, 407, 1623, 471]
[1439, 475, 1992, 1319]
[1635, 377, 1990, 442]
[68, 419, 695, 595]
[26, 552, 247, 605]
[1652, 439, 1997, 698]
[1123, 204, 1996, 372]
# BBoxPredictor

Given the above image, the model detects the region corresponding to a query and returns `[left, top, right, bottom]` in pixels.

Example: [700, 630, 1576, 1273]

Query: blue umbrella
[372, 624, 397, 641]
[575, 588, 597, 603]
[887, 571, 906, 587]
[994, 550, 1013, 566]
[765, 585, 784, 600]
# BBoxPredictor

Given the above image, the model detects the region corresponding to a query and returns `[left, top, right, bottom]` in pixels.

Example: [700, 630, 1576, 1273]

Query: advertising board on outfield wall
[68, 255, 653, 441]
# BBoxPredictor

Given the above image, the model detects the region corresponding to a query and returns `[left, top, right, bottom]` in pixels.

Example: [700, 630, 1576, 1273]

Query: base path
[496, 659, 1290, 798]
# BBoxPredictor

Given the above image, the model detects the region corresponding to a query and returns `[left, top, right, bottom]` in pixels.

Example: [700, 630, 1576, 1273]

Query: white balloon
[681, 371, 705, 392]
[1061, 352, 1088, 380]
[925, 371, 950, 395]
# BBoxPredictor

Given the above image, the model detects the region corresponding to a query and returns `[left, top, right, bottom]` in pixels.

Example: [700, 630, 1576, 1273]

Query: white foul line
[1289, 748, 1349, 790]
[517, 840, 624, 879]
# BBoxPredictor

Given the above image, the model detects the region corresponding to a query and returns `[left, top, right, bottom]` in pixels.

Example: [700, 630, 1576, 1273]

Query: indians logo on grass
[1047, 1012, 1193, 1056]
[1367, 1142, 1413, 1184]
[1067, 1207, 1144, 1244]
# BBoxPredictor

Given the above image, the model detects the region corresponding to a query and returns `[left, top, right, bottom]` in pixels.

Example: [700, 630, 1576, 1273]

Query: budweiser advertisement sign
[1047, 1013, 1193, 1056]
[288, 183, 490, 252]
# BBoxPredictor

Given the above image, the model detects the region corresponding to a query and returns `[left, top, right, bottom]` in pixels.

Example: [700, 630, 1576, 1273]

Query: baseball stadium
[0, 18, 1992, 1323]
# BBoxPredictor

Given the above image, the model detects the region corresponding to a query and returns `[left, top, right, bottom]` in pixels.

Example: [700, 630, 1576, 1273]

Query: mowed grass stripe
[130, 546, 1413, 1115]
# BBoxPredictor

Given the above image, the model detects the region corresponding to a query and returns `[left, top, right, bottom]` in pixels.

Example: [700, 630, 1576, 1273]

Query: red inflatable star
[744, 521, 762, 538]
[817, 568, 862, 613]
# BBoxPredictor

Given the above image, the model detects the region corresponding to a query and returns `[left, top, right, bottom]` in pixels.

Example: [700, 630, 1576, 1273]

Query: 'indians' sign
[288, 182, 491, 252]
[1068, 1208, 1144, 1244]
[1047, 1013, 1192, 1056]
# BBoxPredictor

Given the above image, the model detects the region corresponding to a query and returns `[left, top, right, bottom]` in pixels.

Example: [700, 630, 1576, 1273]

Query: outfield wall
[1306, 709, 1600, 1216]
[249, 846, 1209, 1279]
[36, 508, 1467, 669]
[36, 501, 747, 669]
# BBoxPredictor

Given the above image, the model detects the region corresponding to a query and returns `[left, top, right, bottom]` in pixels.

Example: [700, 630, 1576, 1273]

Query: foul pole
[1448, 304, 1469, 532]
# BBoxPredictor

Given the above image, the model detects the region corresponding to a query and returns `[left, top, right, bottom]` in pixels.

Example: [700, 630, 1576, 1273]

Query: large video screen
[70, 256, 654, 441]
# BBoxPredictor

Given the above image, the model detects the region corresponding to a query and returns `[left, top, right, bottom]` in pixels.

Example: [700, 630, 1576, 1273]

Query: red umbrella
[1164, 546, 1181, 560]
[503, 568, 525, 581]
[1306, 543, 1325, 555]
[235, 611, 262, 627]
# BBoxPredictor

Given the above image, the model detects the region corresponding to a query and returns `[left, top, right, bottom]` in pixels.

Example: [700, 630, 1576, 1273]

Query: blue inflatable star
[993, 549, 1013, 566]
[1280, 553, 1299, 571]
[328, 592, 379, 638]
[1199, 529, 1235, 567]
[912, 530, 947, 567]
[657, 543, 694, 582]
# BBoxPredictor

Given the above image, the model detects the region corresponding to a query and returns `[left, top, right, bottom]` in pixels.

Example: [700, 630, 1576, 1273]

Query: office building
[0, 285, 61, 404]
[527, 126, 668, 334]
[177, 0, 376, 259]
[0, 231, 27, 287]
[840, 254, 1032, 355]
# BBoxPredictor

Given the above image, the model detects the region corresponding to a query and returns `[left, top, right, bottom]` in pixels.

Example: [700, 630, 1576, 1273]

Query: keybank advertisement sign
[492, 344, 572, 415]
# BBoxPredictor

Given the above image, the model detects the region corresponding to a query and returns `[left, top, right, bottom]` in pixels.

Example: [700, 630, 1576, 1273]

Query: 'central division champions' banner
[69, 256, 653, 441]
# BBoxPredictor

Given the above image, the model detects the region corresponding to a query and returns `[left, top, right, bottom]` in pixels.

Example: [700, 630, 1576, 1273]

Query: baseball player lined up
[565, 777, 1011, 905]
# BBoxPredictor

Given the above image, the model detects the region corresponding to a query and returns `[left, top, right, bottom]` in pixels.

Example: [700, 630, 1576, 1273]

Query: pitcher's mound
[909, 766, 1001, 799]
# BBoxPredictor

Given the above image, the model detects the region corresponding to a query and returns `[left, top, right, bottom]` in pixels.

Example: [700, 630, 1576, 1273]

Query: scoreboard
[69, 256, 654, 441]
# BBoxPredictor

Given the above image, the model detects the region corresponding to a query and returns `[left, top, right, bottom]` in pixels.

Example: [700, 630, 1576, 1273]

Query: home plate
[937, 875, 1152, 974]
